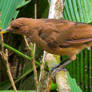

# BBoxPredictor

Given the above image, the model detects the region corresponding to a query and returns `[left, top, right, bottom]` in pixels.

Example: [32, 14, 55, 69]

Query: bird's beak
[0, 26, 12, 34]
[0, 29, 8, 34]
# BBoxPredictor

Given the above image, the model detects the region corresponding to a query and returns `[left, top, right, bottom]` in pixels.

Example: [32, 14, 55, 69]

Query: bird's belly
[36, 41, 80, 56]
[38, 43, 80, 56]
[50, 47, 80, 56]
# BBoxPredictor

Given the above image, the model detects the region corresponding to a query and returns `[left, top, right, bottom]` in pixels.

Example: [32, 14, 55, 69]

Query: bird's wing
[57, 23, 92, 47]
[40, 19, 92, 48]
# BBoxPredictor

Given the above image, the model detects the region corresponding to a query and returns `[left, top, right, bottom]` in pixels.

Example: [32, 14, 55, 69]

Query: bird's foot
[50, 66, 67, 79]
[49, 57, 72, 78]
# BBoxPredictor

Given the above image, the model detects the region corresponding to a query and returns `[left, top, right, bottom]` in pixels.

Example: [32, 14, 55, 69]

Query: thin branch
[0, 33, 4, 52]
[32, 0, 39, 91]
[24, 33, 39, 90]
[0, 33, 17, 92]
[24, 34, 39, 78]
[4, 49, 18, 92]
[0, 41, 40, 65]
[38, 51, 51, 92]
[23, 1, 39, 90]
[34, 0, 37, 19]
[24, 35, 31, 51]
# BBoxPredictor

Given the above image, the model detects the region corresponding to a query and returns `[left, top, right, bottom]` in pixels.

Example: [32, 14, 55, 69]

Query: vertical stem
[24, 0, 39, 90]
[0, 33, 4, 52]
[34, 0, 37, 19]
[39, 51, 50, 92]
[0, 34, 17, 92]
[32, 0, 39, 91]
[5, 49, 17, 92]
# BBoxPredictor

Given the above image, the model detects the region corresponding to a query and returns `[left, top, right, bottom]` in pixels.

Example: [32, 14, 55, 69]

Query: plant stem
[31, 0, 39, 91]
[0, 34, 17, 92]
[5, 49, 18, 92]
[0, 41, 40, 65]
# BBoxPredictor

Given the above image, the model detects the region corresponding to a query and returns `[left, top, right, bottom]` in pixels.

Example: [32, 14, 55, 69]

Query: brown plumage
[6, 18, 92, 60]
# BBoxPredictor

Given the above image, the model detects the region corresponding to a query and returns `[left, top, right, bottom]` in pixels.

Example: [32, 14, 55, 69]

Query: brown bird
[1, 18, 92, 71]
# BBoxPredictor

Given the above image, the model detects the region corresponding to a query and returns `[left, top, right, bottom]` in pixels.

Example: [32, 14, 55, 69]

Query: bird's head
[0, 18, 34, 35]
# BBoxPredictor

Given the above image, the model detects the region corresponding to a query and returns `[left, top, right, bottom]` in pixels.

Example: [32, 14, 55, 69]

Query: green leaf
[64, 0, 92, 23]
[67, 72, 82, 92]
[0, 0, 31, 29]
[17, 0, 31, 9]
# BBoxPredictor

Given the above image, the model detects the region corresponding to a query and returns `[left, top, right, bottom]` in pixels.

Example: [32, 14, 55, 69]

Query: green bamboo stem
[0, 41, 40, 65]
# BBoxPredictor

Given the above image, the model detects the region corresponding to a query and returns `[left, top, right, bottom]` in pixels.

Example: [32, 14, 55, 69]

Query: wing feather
[40, 19, 92, 48]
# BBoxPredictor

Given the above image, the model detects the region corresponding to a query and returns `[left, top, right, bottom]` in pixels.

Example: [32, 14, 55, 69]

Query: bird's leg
[51, 57, 72, 72]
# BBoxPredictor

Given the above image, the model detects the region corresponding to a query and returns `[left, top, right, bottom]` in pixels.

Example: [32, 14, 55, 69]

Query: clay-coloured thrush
[1, 18, 92, 71]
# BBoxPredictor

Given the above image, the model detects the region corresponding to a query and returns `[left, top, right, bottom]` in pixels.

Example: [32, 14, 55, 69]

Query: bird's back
[31, 19, 92, 59]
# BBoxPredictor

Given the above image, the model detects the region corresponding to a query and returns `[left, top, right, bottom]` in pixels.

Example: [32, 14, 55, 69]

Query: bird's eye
[13, 26, 19, 29]
[15, 27, 19, 29]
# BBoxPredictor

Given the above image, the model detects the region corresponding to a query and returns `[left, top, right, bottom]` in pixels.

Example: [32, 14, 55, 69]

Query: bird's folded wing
[66, 38, 92, 45]
[60, 24, 92, 47]
[41, 19, 92, 48]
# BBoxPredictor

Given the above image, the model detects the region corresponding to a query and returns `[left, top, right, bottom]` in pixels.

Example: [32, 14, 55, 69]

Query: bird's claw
[50, 66, 67, 79]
